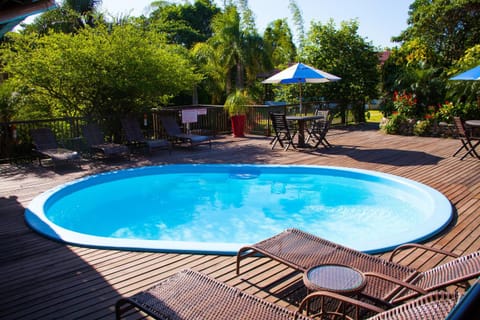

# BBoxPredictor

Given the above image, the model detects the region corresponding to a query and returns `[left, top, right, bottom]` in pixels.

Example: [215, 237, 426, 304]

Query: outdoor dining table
[286, 114, 324, 148]
[465, 120, 480, 136]
[465, 120, 480, 128]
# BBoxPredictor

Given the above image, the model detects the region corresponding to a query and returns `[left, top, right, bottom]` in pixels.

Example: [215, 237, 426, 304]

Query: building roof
[378, 50, 391, 65]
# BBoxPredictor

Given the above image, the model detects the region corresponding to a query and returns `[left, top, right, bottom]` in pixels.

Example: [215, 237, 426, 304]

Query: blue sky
[98, 0, 412, 49]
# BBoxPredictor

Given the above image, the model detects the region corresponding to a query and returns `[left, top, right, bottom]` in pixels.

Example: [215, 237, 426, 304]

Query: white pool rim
[25, 164, 453, 255]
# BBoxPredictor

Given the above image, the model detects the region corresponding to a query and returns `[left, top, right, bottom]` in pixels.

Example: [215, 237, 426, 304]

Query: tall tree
[384, 0, 480, 110]
[192, 4, 269, 102]
[237, 0, 256, 35]
[303, 19, 379, 123]
[263, 19, 297, 68]
[21, 0, 103, 34]
[288, 0, 304, 55]
[394, 0, 480, 67]
[1, 25, 201, 126]
[147, 0, 220, 48]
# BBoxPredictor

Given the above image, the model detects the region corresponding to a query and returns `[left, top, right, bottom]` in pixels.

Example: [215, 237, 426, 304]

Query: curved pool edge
[24, 207, 245, 255]
[362, 175, 454, 254]
[24, 164, 454, 255]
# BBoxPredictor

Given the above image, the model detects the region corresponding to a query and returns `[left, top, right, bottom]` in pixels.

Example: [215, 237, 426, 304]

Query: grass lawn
[366, 110, 383, 123]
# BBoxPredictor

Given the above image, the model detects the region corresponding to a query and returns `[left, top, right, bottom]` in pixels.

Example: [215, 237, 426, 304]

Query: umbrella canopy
[262, 63, 341, 84]
[262, 63, 341, 111]
[450, 65, 480, 80]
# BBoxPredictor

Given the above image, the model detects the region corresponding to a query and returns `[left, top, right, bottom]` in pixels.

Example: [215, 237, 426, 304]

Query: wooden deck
[1, 123, 479, 319]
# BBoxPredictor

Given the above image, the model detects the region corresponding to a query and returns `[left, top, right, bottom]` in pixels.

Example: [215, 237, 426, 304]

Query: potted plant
[224, 90, 251, 137]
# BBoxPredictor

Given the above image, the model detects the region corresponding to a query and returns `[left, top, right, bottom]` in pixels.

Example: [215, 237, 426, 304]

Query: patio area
[1, 123, 479, 319]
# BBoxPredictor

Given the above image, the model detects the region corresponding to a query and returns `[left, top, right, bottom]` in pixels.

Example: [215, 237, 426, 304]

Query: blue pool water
[25, 164, 453, 255]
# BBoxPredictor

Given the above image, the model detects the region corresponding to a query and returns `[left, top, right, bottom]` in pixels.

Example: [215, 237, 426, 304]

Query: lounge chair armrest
[363, 272, 428, 295]
[388, 243, 459, 262]
[297, 290, 384, 318]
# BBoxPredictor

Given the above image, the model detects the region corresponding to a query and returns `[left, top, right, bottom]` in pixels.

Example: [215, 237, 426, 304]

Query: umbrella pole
[299, 83, 303, 114]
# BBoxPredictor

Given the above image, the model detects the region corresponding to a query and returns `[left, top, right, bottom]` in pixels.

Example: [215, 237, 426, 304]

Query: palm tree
[210, 6, 246, 92]
[192, 41, 226, 104]
[193, 5, 269, 102]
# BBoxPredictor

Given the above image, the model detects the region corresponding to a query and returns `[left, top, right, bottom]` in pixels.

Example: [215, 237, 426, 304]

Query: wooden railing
[151, 105, 230, 138]
[0, 117, 88, 163]
[0, 101, 350, 162]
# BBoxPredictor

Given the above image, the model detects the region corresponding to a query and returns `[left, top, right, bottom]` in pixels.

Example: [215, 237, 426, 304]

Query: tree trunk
[236, 62, 244, 90]
[225, 69, 232, 96]
[352, 101, 366, 123]
[192, 86, 198, 105]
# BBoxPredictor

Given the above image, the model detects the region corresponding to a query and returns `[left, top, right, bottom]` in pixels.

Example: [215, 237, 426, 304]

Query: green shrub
[393, 91, 417, 118]
[380, 113, 408, 134]
[435, 102, 480, 123]
[413, 119, 432, 136]
[1, 25, 201, 121]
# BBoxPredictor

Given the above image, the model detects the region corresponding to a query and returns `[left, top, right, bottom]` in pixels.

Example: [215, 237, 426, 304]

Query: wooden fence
[0, 117, 88, 163]
[0, 102, 350, 162]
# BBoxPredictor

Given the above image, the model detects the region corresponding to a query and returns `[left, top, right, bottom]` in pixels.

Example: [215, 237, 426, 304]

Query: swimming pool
[25, 164, 453, 255]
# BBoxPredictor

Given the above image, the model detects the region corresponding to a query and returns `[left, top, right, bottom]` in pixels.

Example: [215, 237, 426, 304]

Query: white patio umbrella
[450, 65, 480, 80]
[262, 62, 341, 112]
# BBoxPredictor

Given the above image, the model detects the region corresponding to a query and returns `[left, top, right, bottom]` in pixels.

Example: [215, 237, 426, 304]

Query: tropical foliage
[263, 19, 297, 68]
[0, 0, 479, 138]
[146, 0, 220, 48]
[21, 0, 104, 34]
[393, 91, 417, 118]
[1, 25, 200, 127]
[192, 4, 269, 103]
[224, 89, 252, 116]
[302, 20, 379, 123]
[383, 0, 480, 113]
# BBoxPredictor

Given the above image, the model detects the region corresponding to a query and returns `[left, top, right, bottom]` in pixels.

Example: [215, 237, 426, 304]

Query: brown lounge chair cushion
[115, 269, 313, 320]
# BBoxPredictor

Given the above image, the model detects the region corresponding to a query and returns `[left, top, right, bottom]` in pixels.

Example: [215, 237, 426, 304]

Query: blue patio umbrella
[450, 65, 480, 80]
[262, 63, 341, 112]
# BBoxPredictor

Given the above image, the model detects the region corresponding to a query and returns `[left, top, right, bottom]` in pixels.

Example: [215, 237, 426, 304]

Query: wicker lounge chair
[116, 269, 463, 320]
[115, 269, 313, 320]
[270, 112, 297, 151]
[82, 124, 129, 159]
[159, 115, 211, 149]
[298, 290, 462, 320]
[121, 117, 171, 154]
[237, 228, 480, 307]
[452, 116, 480, 160]
[30, 127, 80, 167]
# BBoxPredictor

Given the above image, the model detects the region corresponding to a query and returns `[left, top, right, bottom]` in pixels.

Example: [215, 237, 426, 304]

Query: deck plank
[1, 124, 480, 319]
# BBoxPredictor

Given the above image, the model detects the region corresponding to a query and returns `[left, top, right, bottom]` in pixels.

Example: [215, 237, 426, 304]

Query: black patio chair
[269, 112, 297, 151]
[305, 109, 333, 148]
[452, 116, 480, 160]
